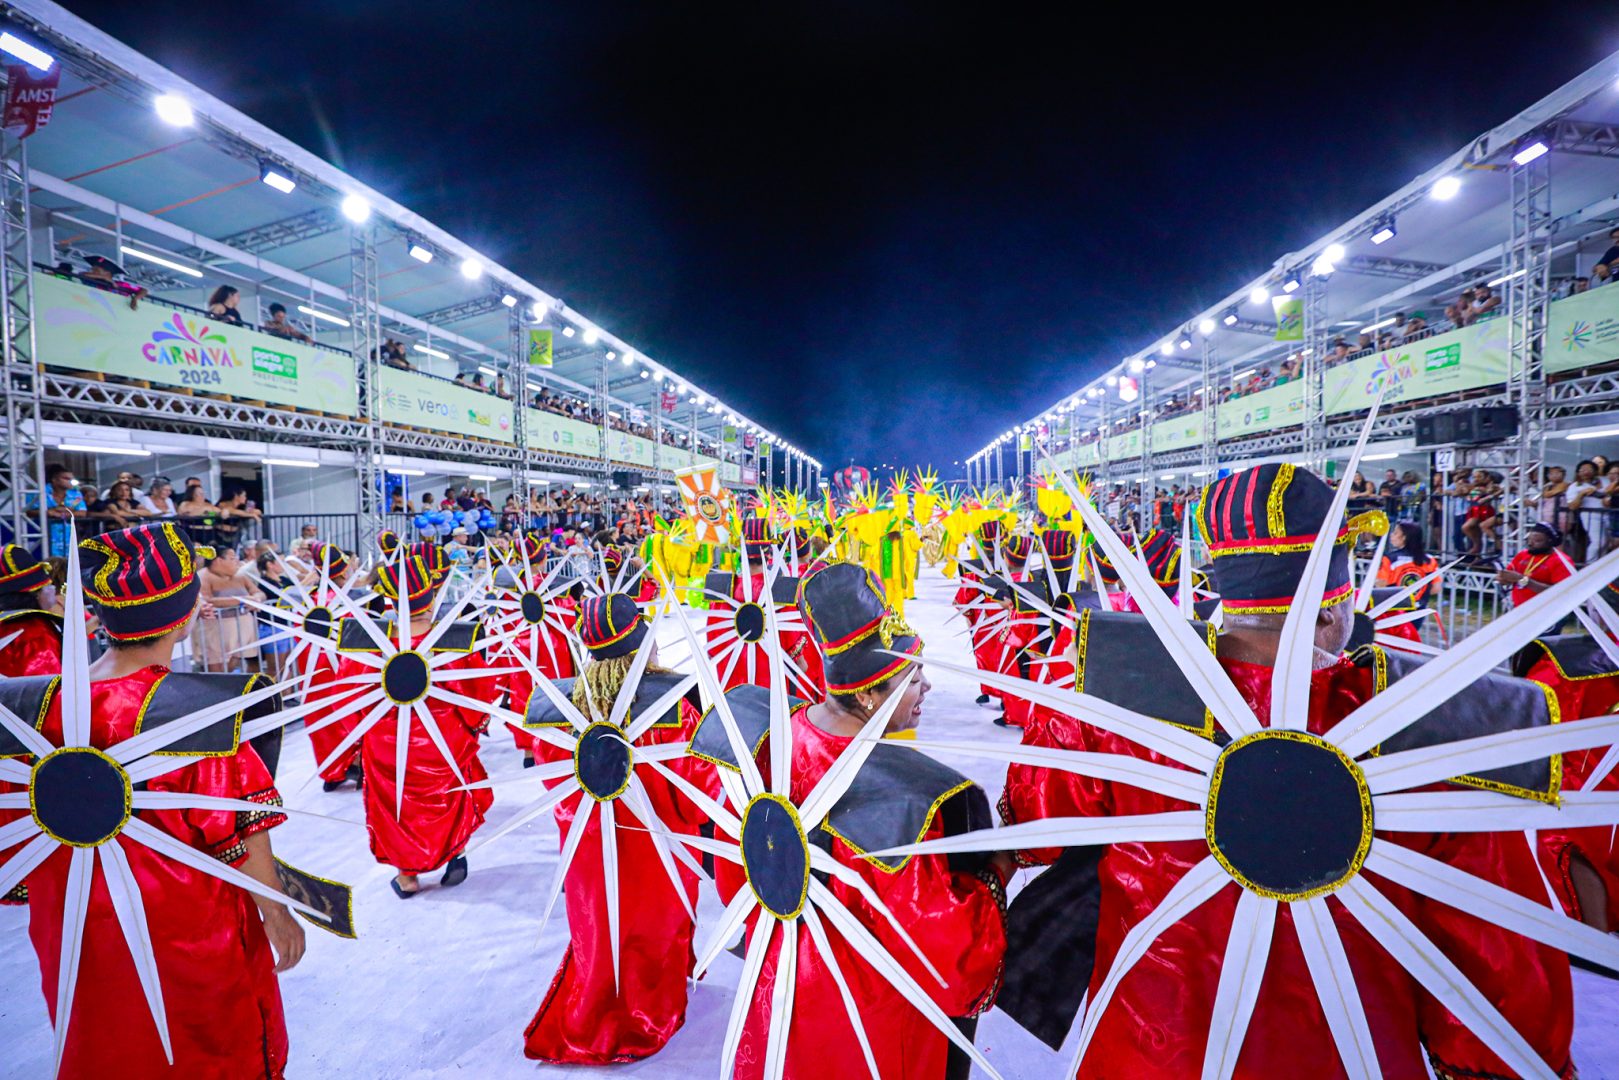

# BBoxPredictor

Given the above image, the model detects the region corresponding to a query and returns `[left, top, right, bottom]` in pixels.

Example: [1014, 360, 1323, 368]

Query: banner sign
[526, 409, 721, 472]
[4, 63, 59, 139]
[1547, 287, 1619, 374]
[1271, 296, 1303, 341]
[659, 390, 678, 413]
[527, 329, 553, 368]
[1217, 379, 1305, 440]
[1152, 413, 1206, 452]
[34, 272, 357, 414]
[378, 368, 514, 442]
[1323, 320, 1509, 415]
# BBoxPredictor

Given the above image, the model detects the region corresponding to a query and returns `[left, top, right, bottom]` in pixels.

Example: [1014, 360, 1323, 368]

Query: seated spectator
[263, 302, 311, 343]
[215, 489, 262, 548]
[107, 471, 145, 500]
[137, 478, 177, 518]
[90, 480, 142, 527]
[79, 255, 147, 310]
[1328, 339, 1350, 366]
[1470, 283, 1501, 320]
[1390, 311, 1407, 338]
[1446, 289, 1477, 327]
[1377, 330, 1396, 350]
[1598, 226, 1619, 273]
[1570, 277, 1591, 297]
[176, 483, 219, 546]
[1595, 263, 1613, 289]
[207, 285, 245, 326]
[1402, 311, 1428, 338]
[452, 371, 476, 388]
[1356, 332, 1375, 352]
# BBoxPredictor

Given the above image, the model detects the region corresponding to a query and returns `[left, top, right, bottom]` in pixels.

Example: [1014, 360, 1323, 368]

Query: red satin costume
[708, 570, 820, 698]
[523, 697, 716, 1063]
[1002, 655, 1574, 1079]
[496, 592, 577, 755]
[0, 666, 291, 1079]
[716, 707, 1006, 1080]
[302, 591, 358, 783]
[337, 633, 493, 873]
[0, 610, 63, 677]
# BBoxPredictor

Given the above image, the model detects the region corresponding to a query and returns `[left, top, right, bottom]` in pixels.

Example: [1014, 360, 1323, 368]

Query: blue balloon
[413, 514, 428, 528]
[429, 511, 447, 525]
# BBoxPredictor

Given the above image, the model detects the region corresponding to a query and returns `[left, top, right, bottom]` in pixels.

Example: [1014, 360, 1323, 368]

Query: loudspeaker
[1414, 407, 1518, 447]
[610, 470, 643, 490]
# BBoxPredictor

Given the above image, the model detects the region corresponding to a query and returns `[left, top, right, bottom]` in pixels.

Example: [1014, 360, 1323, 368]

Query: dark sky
[61, 3, 1619, 477]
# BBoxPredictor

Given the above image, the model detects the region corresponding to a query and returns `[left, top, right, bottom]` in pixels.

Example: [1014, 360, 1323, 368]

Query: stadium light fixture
[341, 194, 371, 223]
[1512, 141, 1549, 166]
[1362, 452, 1400, 461]
[1311, 253, 1336, 277]
[389, 468, 427, 477]
[409, 244, 433, 263]
[153, 94, 194, 127]
[1198, 317, 1216, 335]
[1232, 368, 1256, 380]
[623, 351, 635, 365]
[414, 343, 450, 360]
[460, 258, 483, 280]
[1248, 286, 1270, 305]
[1154, 343, 1171, 357]
[1130, 358, 1146, 373]
[1370, 219, 1396, 245]
[1324, 243, 1345, 263]
[1487, 268, 1526, 288]
[582, 327, 600, 345]
[640, 370, 650, 379]
[1178, 338, 1191, 350]
[1568, 427, 1619, 441]
[258, 163, 297, 195]
[298, 304, 350, 327]
[0, 32, 54, 71]
[562, 326, 576, 338]
[1282, 278, 1300, 293]
[1146, 359, 1157, 368]
[1105, 375, 1118, 386]
[58, 443, 151, 457]
[501, 294, 517, 308]
[262, 457, 319, 468]
[1431, 175, 1462, 200]
[1223, 311, 1238, 326]
[1360, 316, 1397, 334]
[466, 473, 499, 482]
[119, 245, 203, 278]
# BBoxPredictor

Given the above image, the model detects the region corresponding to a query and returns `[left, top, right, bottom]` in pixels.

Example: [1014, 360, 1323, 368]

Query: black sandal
[440, 855, 469, 888]
[390, 877, 420, 899]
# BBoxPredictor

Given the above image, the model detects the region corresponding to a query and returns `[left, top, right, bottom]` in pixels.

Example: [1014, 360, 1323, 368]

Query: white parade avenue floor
[2, 564, 1617, 1077]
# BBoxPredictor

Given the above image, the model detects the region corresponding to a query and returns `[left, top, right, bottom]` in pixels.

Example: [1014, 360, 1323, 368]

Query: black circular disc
[32, 748, 131, 847]
[575, 722, 633, 801]
[382, 650, 431, 704]
[304, 605, 334, 641]
[734, 602, 766, 643]
[741, 794, 810, 919]
[1346, 610, 1376, 651]
[520, 591, 546, 625]
[1208, 732, 1369, 899]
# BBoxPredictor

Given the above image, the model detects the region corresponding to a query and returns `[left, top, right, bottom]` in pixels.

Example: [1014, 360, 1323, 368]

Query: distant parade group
[5, 424, 1619, 1080]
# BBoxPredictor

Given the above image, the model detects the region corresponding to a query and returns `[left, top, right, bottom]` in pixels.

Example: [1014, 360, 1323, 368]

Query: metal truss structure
[0, 134, 41, 548]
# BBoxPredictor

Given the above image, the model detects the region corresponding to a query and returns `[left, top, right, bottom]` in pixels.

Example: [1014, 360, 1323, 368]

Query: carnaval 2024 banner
[33, 271, 357, 413]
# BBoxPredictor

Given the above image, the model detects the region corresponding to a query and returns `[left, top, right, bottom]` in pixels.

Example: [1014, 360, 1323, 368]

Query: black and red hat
[517, 533, 547, 564]
[407, 542, 450, 580]
[580, 593, 646, 660]
[1040, 531, 1076, 574]
[79, 523, 201, 641]
[741, 517, 774, 558]
[791, 525, 815, 558]
[1199, 463, 1352, 613]
[1139, 530, 1182, 592]
[0, 544, 49, 595]
[976, 519, 1003, 546]
[308, 542, 350, 579]
[1002, 533, 1034, 564]
[799, 561, 922, 695]
[377, 530, 402, 558]
[601, 547, 624, 576]
[375, 554, 439, 615]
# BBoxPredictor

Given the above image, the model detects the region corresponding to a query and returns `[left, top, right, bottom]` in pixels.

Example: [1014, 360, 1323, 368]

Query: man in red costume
[980, 533, 1040, 729]
[337, 553, 493, 897]
[299, 542, 363, 792]
[706, 517, 787, 692]
[954, 520, 1002, 708]
[1499, 521, 1576, 615]
[1000, 463, 1575, 1079]
[0, 543, 62, 676]
[0, 522, 305, 1078]
[520, 592, 716, 1064]
[696, 561, 1009, 1079]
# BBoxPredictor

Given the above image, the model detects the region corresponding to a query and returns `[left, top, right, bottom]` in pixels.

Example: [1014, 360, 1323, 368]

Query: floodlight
[258, 163, 297, 195]
[1223, 312, 1238, 326]
[1370, 220, 1396, 245]
[1282, 278, 1300, 293]
[1248, 286, 1269, 305]
[562, 326, 576, 338]
[532, 301, 547, 321]
[1512, 141, 1549, 166]
[0, 32, 54, 71]
[1130, 358, 1146, 373]
[1198, 317, 1216, 335]
[409, 244, 433, 263]
[1157, 343, 1172, 357]
[1431, 176, 1462, 200]
[583, 328, 600, 345]
[1324, 243, 1345, 263]
[341, 194, 371, 223]
[460, 258, 483, 280]
[298, 305, 350, 327]
[119, 246, 203, 278]
[501, 294, 517, 307]
[1146, 359, 1157, 368]
[1178, 338, 1191, 350]
[154, 94, 194, 127]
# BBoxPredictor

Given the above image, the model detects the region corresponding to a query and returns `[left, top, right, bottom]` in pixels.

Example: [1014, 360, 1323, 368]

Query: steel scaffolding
[350, 225, 386, 552]
[0, 133, 41, 551]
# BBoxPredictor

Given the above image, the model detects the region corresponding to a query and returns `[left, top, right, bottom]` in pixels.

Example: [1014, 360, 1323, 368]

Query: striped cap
[1139, 530, 1181, 591]
[1002, 533, 1034, 563]
[79, 523, 200, 641]
[377, 530, 402, 557]
[800, 561, 922, 695]
[407, 542, 450, 580]
[375, 554, 439, 615]
[1199, 463, 1351, 613]
[308, 542, 349, 579]
[517, 532, 547, 564]
[0, 544, 49, 595]
[601, 547, 624, 575]
[1040, 530, 1076, 572]
[580, 593, 646, 659]
[741, 517, 774, 557]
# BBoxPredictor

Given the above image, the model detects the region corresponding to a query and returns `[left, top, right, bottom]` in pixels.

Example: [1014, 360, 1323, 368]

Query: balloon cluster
[411, 507, 497, 538]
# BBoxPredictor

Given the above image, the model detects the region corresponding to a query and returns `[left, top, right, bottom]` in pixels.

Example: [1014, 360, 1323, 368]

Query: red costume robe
[302, 591, 358, 784]
[523, 696, 717, 1063]
[1001, 655, 1574, 1079]
[1518, 641, 1619, 930]
[969, 573, 1039, 725]
[717, 708, 1007, 1080]
[495, 593, 577, 754]
[0, 666, 291, 1079]
[337, 632, 493, 873]
[0, 609, 63, 677]
[707, 572, 821, 699]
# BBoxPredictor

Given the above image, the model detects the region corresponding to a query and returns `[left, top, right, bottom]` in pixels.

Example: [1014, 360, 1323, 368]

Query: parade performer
[689, 560, 1009, 1079]
[996, 462, 1576, 1078]
[489, 533, 579, 768]
[300, 542, 364, 791]
[518, 593, 715, 1065]
[975, 533, 1039, 728]
[0, 543, 63, 677]
[335, 553, 493, 897]
[705, 518, 817, 697]
[0, 523, 315, 1078]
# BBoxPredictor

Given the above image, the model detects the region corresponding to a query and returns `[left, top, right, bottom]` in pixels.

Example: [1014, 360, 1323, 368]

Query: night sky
[60, 3, 1619, 478]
